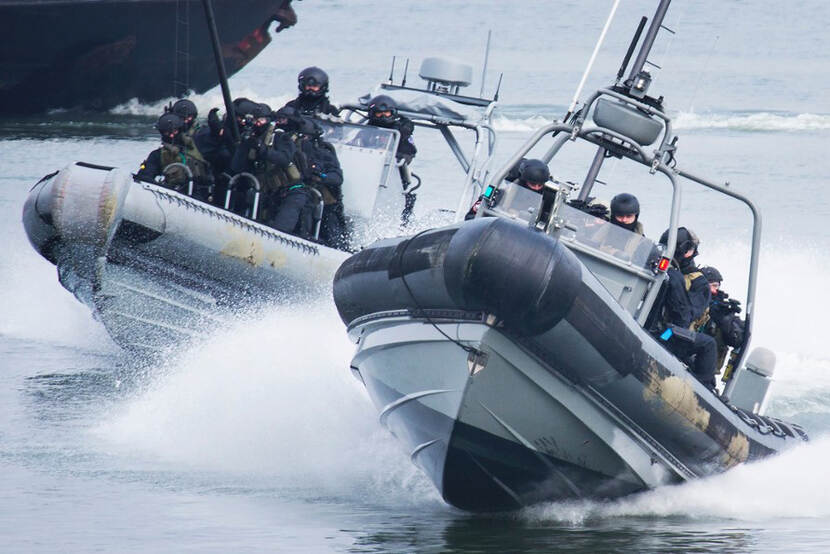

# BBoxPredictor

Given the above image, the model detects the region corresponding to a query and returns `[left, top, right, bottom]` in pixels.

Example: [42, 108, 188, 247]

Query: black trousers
[665, 327, 718, 390]
[688, 332, 718, 389]
[271, 187, 312, 237]
[320, 203, 349, 250]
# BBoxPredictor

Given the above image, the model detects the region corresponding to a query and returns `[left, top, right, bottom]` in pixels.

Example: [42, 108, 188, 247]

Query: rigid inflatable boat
[22, 58, 499, 354]
[333, 1, 808, 511]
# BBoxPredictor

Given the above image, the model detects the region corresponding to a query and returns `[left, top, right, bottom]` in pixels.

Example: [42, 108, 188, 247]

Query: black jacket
[371, 115, 417, 159]
[283, 95, 340, 117]
[664, 265, 711, 329]
[194, 125, 235, 177]
[301, 137, 343, 200]
[229, 130, 295, 176]
[135, 148, 163, 183]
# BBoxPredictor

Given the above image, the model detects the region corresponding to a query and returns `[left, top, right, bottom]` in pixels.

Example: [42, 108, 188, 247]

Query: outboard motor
[728, 347, 776, 415]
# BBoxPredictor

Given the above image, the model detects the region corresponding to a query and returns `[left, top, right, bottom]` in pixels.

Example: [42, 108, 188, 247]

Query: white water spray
[94, 300, 439, 507]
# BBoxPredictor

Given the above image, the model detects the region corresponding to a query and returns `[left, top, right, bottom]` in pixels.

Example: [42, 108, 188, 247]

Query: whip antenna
[388, 56, 396, 84]
[565, 0, 620, 119]
[617, 17, 648, 85]
[480, 30, 492, 98]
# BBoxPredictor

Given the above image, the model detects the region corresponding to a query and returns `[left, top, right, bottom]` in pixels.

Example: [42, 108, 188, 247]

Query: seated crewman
[465, 159, 550, 219]
[609, 193, 643, 235]
[135, 112, 213, 197]
[365, 95, 418, 225]
[657, 227, 719, 391]
[699, 266, 746, 373]
[282, 66, 340, 117]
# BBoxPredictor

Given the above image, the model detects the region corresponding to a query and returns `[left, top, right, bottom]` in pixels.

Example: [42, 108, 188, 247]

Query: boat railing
[225, 172, 261, 220]
[482, 93, 760, 378]
[161, 162, 195, 197]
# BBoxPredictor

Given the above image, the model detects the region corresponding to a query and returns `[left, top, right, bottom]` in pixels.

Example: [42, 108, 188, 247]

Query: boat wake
[521, 436, 830, 524]
[93, 300, 440, 507]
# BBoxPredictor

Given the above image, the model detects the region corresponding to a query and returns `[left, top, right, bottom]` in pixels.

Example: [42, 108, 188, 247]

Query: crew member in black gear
[516, 159, 550, 192]
[610, 193, 643, 235]
[194, 98, 260, 205]
[228, 102, 300, 222]
[282, 66, 340, 116]
[136, 112, 213, 198]
[169, 98, 198, 133]
[465, 159, 550, 219]
[657, 227, 718, 391]
[699, 266, 746, 374]
[365, 94, 418, 224]
[295, 117, 347, 248]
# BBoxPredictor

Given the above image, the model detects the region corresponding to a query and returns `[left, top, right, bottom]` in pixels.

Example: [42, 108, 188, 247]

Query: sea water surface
[2, 1, 829, 552]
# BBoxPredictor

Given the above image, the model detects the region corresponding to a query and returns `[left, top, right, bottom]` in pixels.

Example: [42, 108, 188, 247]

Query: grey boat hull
[334, 218, 807, 511]
[23, 162, 347, 354]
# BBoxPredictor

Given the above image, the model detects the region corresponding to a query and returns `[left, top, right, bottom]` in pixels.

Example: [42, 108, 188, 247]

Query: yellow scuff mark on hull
[97, 185, 119, 245]
[220, 227, 269, 267]
[722, 433, 750, 468]
[643, 364, 711, 432]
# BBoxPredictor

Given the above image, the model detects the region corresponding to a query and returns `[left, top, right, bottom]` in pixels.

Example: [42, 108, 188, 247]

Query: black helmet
[519, 159, 550, 189]
[252, 102, 271, 119]
[298, 66, 329, 99]
[368, 94, 397, 125]
[296, 117, 323, 138]
[659, 226, 700, 261]
[156, 112, 185, 144]
[610, 193, 640, 218]
[171, 99, 198, 130]
[610, 193, 640, 231]
[700, 266, 723, 284]
[233, 98, 259, 129]
[233, 98, 258, 117]
[273, 106, 302, 130]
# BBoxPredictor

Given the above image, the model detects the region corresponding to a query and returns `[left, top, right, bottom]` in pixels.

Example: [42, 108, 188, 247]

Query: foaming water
[491, 111, 830, 134]
[523, 437, 830, 525]
[109, 89, 294, 117]
[674, 111, 830, 132]
[94, 300, 439, 507]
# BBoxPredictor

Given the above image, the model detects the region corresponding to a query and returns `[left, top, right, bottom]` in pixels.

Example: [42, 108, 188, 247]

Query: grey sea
[2, 1, 830, 552]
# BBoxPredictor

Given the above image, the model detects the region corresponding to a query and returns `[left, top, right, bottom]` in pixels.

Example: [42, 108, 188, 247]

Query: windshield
[319, 121, 398, 151]
[316, 121, 399, 220]
[489, 182, 658, 271]
[558, 204, 658, 271]
[490, 181, 543, 223]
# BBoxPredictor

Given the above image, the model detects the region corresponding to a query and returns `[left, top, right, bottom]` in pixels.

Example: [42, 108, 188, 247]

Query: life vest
[160, 138, 211, 188]
[246, 130, 306, 202]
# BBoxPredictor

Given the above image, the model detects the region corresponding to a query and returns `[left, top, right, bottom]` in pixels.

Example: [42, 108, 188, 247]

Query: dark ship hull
[0, 0, 295, 114]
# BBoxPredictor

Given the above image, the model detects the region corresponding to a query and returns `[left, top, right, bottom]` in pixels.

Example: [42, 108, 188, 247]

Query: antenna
[616, 16, 647, 85]
[480, 29, 492, 98]
[564, 0, 620, 119]
[493, 72, 503, 101]
[200, 0, 238, 143]
[402, 58, 409, 87]
[627, 0, 672, 81]
[388, 56, 396, 84]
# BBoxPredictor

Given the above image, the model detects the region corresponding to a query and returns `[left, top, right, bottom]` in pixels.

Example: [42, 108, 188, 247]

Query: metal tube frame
[484, 93, 760, 382]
